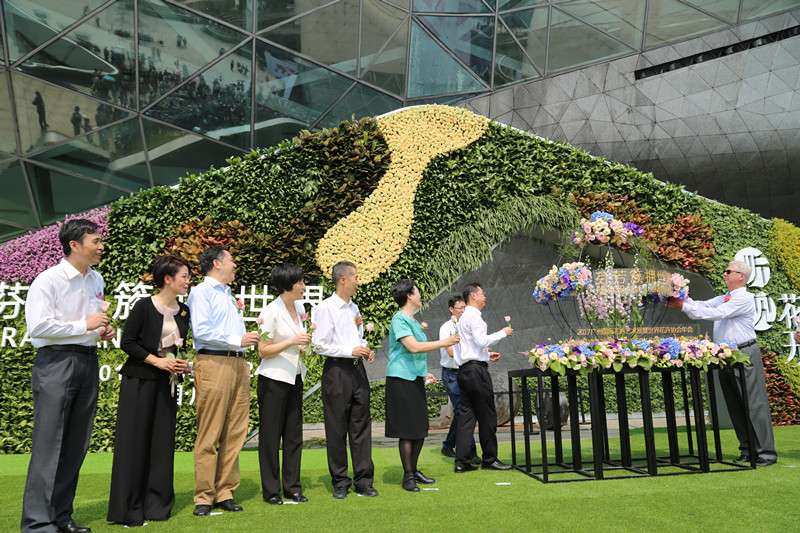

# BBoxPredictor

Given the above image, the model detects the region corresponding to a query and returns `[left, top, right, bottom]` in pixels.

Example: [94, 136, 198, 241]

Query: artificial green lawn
[2, 426, 798, 532]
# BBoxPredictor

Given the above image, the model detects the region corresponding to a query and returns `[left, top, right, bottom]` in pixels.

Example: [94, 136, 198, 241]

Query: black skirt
[385, 376, 429, 440]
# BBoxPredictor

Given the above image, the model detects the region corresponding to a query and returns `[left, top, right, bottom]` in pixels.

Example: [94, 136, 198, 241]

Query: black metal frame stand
[507, 363, 756, 482]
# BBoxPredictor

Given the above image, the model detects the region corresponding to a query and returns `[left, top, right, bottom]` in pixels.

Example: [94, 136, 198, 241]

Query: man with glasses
[668, 261, 777, 466]
[438, 295, 478, 463]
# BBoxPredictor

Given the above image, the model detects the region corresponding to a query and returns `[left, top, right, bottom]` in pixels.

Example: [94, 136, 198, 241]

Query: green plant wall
[2, 106, 799, 454]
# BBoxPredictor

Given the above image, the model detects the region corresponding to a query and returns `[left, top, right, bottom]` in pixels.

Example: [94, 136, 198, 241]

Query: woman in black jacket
[107, 254, 191, 527]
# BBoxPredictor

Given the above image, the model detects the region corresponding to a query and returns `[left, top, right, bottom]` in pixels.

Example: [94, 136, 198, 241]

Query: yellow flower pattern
[316, 105, 488, 283]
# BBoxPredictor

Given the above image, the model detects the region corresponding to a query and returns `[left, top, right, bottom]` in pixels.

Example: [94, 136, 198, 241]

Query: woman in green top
[385, 279, 460, 492]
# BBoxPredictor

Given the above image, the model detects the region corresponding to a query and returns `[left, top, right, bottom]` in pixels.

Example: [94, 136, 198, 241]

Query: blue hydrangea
[572, 345, 595, 359]
[590, 211, 614, 222]
[632, 339, 651, 351]
[658, 338, 682, 359]
[543, 344, 565, 357]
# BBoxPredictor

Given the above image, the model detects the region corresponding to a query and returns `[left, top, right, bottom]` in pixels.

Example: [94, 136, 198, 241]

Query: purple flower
[0, 206, 110, 282]
[623, 222, 644, 236]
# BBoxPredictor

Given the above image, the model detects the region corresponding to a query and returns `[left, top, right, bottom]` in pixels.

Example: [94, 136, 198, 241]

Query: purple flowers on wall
[0, 206, 110, 282]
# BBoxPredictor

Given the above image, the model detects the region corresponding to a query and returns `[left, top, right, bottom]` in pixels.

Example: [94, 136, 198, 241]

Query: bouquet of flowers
[533, 262, 593, 305]
[301, 312, 321, 357]
[528, 336, 749, 375]
[570, 211, 643, 247]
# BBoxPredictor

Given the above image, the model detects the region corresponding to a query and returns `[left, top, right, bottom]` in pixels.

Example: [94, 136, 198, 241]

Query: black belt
[460, 360, 488, 368]
[326, 357, 361, 366]
[200, 349, 246, 357]
[738, 339, 757, 349]
[45, 344, 97, 355]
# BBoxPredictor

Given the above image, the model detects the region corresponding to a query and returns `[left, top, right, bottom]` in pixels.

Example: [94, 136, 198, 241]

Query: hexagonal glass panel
[138, 2, 249, 107]
[30, 117, 154, 193]
[142, 118, 243, 187]
[0, 159, 38, 229]
[261, 0, 360, 76]
[169, 0, 253, 32]
[548, 8, 635, 74]
[557, 0, 647, 50]
[645, 0, 728, 48]
[146, 43, 253, 150]
[316, 83, 402, 128]
[26, 161, 131, 226]
[254, 39, 354, 135]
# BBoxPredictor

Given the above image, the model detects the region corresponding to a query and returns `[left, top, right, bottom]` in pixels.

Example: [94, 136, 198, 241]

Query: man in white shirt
[187, 246, 262, 516]
[438, 295, 477, 462]
[312, 261, 377, 499]
[454, 282, 513, 473]
[22, 219, 115, 533]
[669, 260, 776, 466]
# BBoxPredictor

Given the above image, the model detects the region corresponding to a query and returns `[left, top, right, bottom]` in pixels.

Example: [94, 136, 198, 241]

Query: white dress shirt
[681, 287, 756, 344]
[455, 306, 507, 366]
[25, 259, 105, 348]
[255, 297, 307, 384]
[187, 276, 246, 352]
[439, 318, 459, 369]
[312, 292, 365, 359]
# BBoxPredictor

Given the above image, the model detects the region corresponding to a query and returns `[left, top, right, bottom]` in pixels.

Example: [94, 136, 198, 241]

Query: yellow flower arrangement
[316, 105, 488, 283]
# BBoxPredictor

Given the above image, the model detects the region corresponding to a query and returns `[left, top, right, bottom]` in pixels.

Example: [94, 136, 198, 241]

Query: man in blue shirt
[187, 246, 261, 516]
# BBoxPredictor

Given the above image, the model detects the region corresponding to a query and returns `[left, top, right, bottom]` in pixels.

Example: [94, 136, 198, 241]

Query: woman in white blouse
[256, 263, 312, 505]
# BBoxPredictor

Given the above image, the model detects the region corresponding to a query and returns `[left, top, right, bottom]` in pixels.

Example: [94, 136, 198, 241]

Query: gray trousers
[21, 347, 99, 532]
[718, 343, 777, 461]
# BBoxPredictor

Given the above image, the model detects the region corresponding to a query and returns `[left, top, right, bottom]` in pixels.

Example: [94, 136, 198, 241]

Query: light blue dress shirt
[186, 276, 246, 352]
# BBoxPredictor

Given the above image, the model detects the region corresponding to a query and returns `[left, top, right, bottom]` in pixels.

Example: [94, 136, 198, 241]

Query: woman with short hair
[385, 279, 459, 492]
[256, 263, 312, 504]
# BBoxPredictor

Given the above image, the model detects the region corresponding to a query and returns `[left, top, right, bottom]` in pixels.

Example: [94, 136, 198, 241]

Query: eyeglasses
[723, 269, 742, 275]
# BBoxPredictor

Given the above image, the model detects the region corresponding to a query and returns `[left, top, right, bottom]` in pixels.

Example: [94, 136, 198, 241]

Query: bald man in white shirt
[669, 260, 776, 466]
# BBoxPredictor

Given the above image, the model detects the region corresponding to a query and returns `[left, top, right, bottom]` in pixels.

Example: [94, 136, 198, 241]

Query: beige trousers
[193, 353, 250, 505]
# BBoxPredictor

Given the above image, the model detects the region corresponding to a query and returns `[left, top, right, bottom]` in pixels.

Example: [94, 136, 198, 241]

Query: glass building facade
[1, 0, 798, 240]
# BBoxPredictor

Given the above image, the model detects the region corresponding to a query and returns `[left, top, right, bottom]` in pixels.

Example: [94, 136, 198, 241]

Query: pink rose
[355, 316, 363, 326]
[420, 321, 428, 329]
[175, 338, 183, 348]
[236, 298, 245, 310]
[366, 323, 374, 332]
[504, 316, 511, 323]
[256, 317, 264, 324]
[301, 313, 309, 321]
[310, 322, 317, 331]
[99, 301, 110, 312]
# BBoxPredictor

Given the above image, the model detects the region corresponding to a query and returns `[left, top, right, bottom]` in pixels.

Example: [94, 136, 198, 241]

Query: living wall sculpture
[2, 105, 799, 453]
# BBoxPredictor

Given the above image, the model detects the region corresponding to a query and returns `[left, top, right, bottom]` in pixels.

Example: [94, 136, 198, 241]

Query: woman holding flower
[386, 279, 459, 492]
[107, 254, 191, 527]
[256, 263, 311, 504]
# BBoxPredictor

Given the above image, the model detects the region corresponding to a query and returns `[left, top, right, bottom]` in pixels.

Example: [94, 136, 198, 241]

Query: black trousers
[455, 361, 498, 467]
[107, 373, 178, 524]
[321, 359, 374, 491]
[21, 347, 99, 533]
[257, 374, 303, 499]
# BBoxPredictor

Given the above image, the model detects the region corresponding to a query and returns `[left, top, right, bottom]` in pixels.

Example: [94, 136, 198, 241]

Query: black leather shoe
[355, 485, 379, 497]
[414, 470, 435, 484]
[756, 457, 777, 466]
[441, 447, 456, 458]
[454, 463, 478, 473]
[402, 474, 420, 492]
[332, 487, 348, 499]
[470, 455, 482, 465]
[193, 505, 211, 516]
[482, 460, 512, 471]
[125, 521, 145, 527]
[285, 493, 308, 503]
[733, 455, 750, 464]
[58, 521, 91, 533]
[213, 499, 243, 512]
[266, 496, 283, 505]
